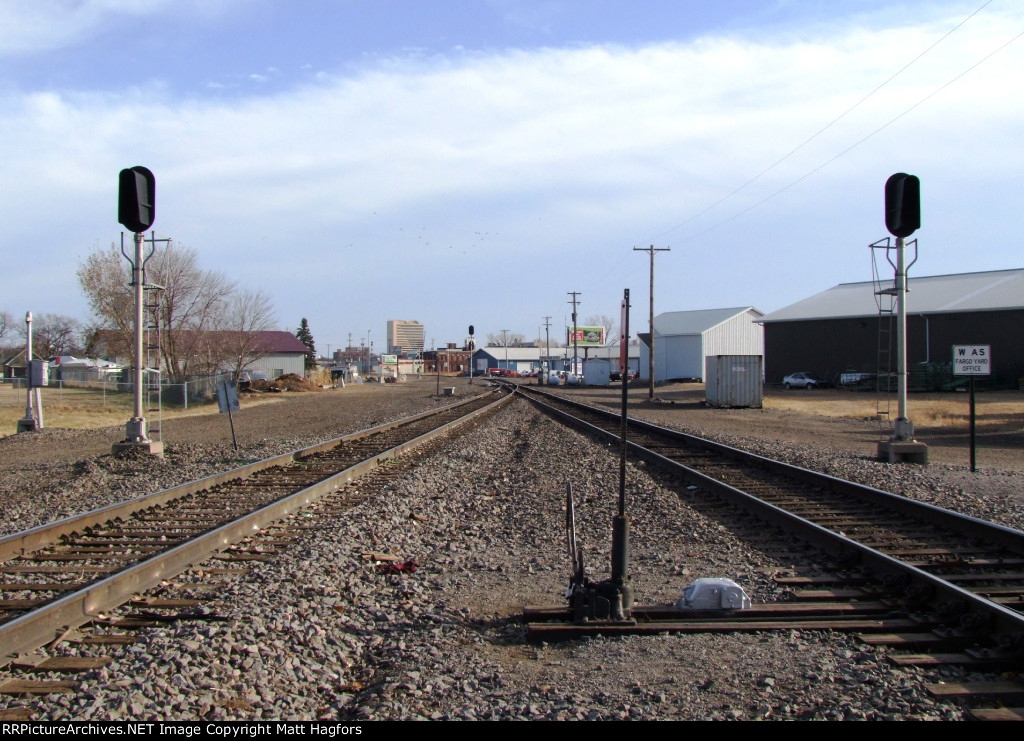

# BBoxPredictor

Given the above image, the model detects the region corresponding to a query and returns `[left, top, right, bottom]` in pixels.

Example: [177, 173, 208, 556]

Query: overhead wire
[642, 0, 1010, 246]
[576, 2, 1018, 312]
[668, 22, 1024, 246]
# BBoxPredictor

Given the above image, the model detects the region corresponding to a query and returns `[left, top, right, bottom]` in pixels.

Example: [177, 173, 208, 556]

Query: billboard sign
[566, 326, 606, 346]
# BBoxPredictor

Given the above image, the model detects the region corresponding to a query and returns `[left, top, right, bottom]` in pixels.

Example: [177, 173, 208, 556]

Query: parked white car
[782, 371, 831, 390]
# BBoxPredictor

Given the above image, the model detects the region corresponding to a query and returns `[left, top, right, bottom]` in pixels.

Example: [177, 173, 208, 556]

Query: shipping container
[705, 355, 763, 408]
[582, 358, 611, 386]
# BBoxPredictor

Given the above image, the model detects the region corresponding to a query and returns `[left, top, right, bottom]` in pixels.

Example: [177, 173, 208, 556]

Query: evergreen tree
[295, 318, 317, 373]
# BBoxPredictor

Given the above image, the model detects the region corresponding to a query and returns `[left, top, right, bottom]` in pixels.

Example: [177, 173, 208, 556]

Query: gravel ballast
[1, 379, 1021, 720]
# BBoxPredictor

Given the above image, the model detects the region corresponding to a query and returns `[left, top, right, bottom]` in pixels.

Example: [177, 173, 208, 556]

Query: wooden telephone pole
[634, 245, 670, 400]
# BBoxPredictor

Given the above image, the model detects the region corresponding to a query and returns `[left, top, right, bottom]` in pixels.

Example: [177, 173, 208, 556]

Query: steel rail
[514, 385, 1024, 641]
[0, 391, 496, 562]
[0, 389, 512, 665]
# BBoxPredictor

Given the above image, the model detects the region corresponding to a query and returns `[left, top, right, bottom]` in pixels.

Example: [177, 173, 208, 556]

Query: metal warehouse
[758, 268, 1024, 387]
[637, 307, 765, 383]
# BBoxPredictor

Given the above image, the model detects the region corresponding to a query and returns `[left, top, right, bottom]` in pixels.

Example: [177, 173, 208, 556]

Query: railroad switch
[565, 483, 635, 625]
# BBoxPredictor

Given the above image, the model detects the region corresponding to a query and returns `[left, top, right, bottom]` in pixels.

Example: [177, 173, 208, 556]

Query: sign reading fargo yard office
[953, 345, 991, 376]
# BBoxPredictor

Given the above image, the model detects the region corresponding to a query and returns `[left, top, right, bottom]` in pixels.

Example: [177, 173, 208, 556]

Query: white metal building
[638, 307, 765, 382]
[244, 331, 308, 378]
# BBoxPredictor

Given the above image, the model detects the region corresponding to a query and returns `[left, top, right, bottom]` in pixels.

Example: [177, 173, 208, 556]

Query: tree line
[0, 310, 84, 360]
[485, 315, 618, 348]
[75, 241, 277, 381]
[2, 241, 281, 384]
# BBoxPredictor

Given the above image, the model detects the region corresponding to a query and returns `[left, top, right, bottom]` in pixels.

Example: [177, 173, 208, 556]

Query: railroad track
[510, 382, 1024, 720]
[0, 387, 512, 679]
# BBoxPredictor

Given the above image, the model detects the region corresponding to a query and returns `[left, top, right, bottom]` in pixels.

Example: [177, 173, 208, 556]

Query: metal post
[543, 316, 551, 385]
[894, 236, 910, 439]
[610, 286, 633, 619]
[23, 312, 32, 421]
[619, 289, 630, 515]
[969, 375, 976, 472]
[17, 311, 37, 432]
[567, 292, 581, 378]
[133, 232, 145, 425]
[876, 235, 927, 464]
[112, 232, 163, 456]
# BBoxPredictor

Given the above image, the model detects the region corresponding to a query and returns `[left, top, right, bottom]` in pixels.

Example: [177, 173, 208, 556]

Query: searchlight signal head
[884, 172, 920, 239]
[118, 166, 156, 233]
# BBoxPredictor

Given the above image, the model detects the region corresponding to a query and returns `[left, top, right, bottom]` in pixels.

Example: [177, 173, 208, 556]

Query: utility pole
[634, 245, 670, 400]
[567, 292, 581, 378]
[543, 315, 552, 385]
[501, 329, 509, 372]
[433, 337, 439, 395]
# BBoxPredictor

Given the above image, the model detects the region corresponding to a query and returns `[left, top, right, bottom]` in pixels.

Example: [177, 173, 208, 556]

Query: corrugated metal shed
[760, 268, 1024, 323]
[758, 268, 1024, 386]
[638, 307, 764, 382]
[655, 307, 761, 335]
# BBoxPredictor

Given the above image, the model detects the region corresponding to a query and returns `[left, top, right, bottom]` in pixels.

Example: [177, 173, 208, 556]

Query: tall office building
[386, 320, 425, 356]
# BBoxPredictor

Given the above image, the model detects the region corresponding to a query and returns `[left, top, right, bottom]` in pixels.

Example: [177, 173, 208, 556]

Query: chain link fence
[2, 372, 230, 410]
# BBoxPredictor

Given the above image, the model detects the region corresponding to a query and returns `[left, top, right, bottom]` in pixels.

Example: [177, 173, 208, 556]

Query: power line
[670, 24, 1024, 246]
[647, 0, 1011, 244]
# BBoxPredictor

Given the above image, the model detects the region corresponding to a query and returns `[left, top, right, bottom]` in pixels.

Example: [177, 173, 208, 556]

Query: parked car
[782, 371, 832, 390]
[237, 370, 268, 390]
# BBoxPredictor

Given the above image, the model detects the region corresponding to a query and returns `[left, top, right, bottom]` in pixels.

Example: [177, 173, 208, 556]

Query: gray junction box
[705, 355, 763, 408]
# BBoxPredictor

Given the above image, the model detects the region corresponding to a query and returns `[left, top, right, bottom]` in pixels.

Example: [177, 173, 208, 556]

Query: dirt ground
[554, 381, 1024, 473]
[0, 379, 479, 470]
[1, 377, 1021, 474]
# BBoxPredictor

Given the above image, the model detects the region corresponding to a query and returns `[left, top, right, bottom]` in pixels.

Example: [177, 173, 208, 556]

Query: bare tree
[0, 311, 12, 352]
[76, 243, 134, 353]
[78, 241, 237, 380]
[152, 244, 235, 379]
[217, 288, 277, 380]
[530, 335, 563, 348]
[486, 331, 525, 347]
[16, 313, 82, 358]
[585, 314, 618, 345]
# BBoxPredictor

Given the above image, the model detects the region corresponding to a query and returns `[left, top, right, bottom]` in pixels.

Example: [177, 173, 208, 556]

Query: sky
[1, 0, 1021, 356]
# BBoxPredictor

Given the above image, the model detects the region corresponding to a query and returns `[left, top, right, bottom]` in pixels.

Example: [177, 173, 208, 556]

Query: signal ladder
[141, 233, 168, 443]
[870, 237, 917, 436]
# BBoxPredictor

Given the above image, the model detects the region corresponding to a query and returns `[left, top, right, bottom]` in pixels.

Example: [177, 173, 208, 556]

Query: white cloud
[0, 2, 1021, 342]
[0, 0, 246, 55]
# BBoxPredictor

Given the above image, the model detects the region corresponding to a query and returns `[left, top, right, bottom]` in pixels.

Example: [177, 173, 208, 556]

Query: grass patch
[765, 389, 1024, 431]
[0, 383, 286, 437]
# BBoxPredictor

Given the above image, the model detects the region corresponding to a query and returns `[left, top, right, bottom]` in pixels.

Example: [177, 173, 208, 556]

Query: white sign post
[953, 345, 991, 472]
